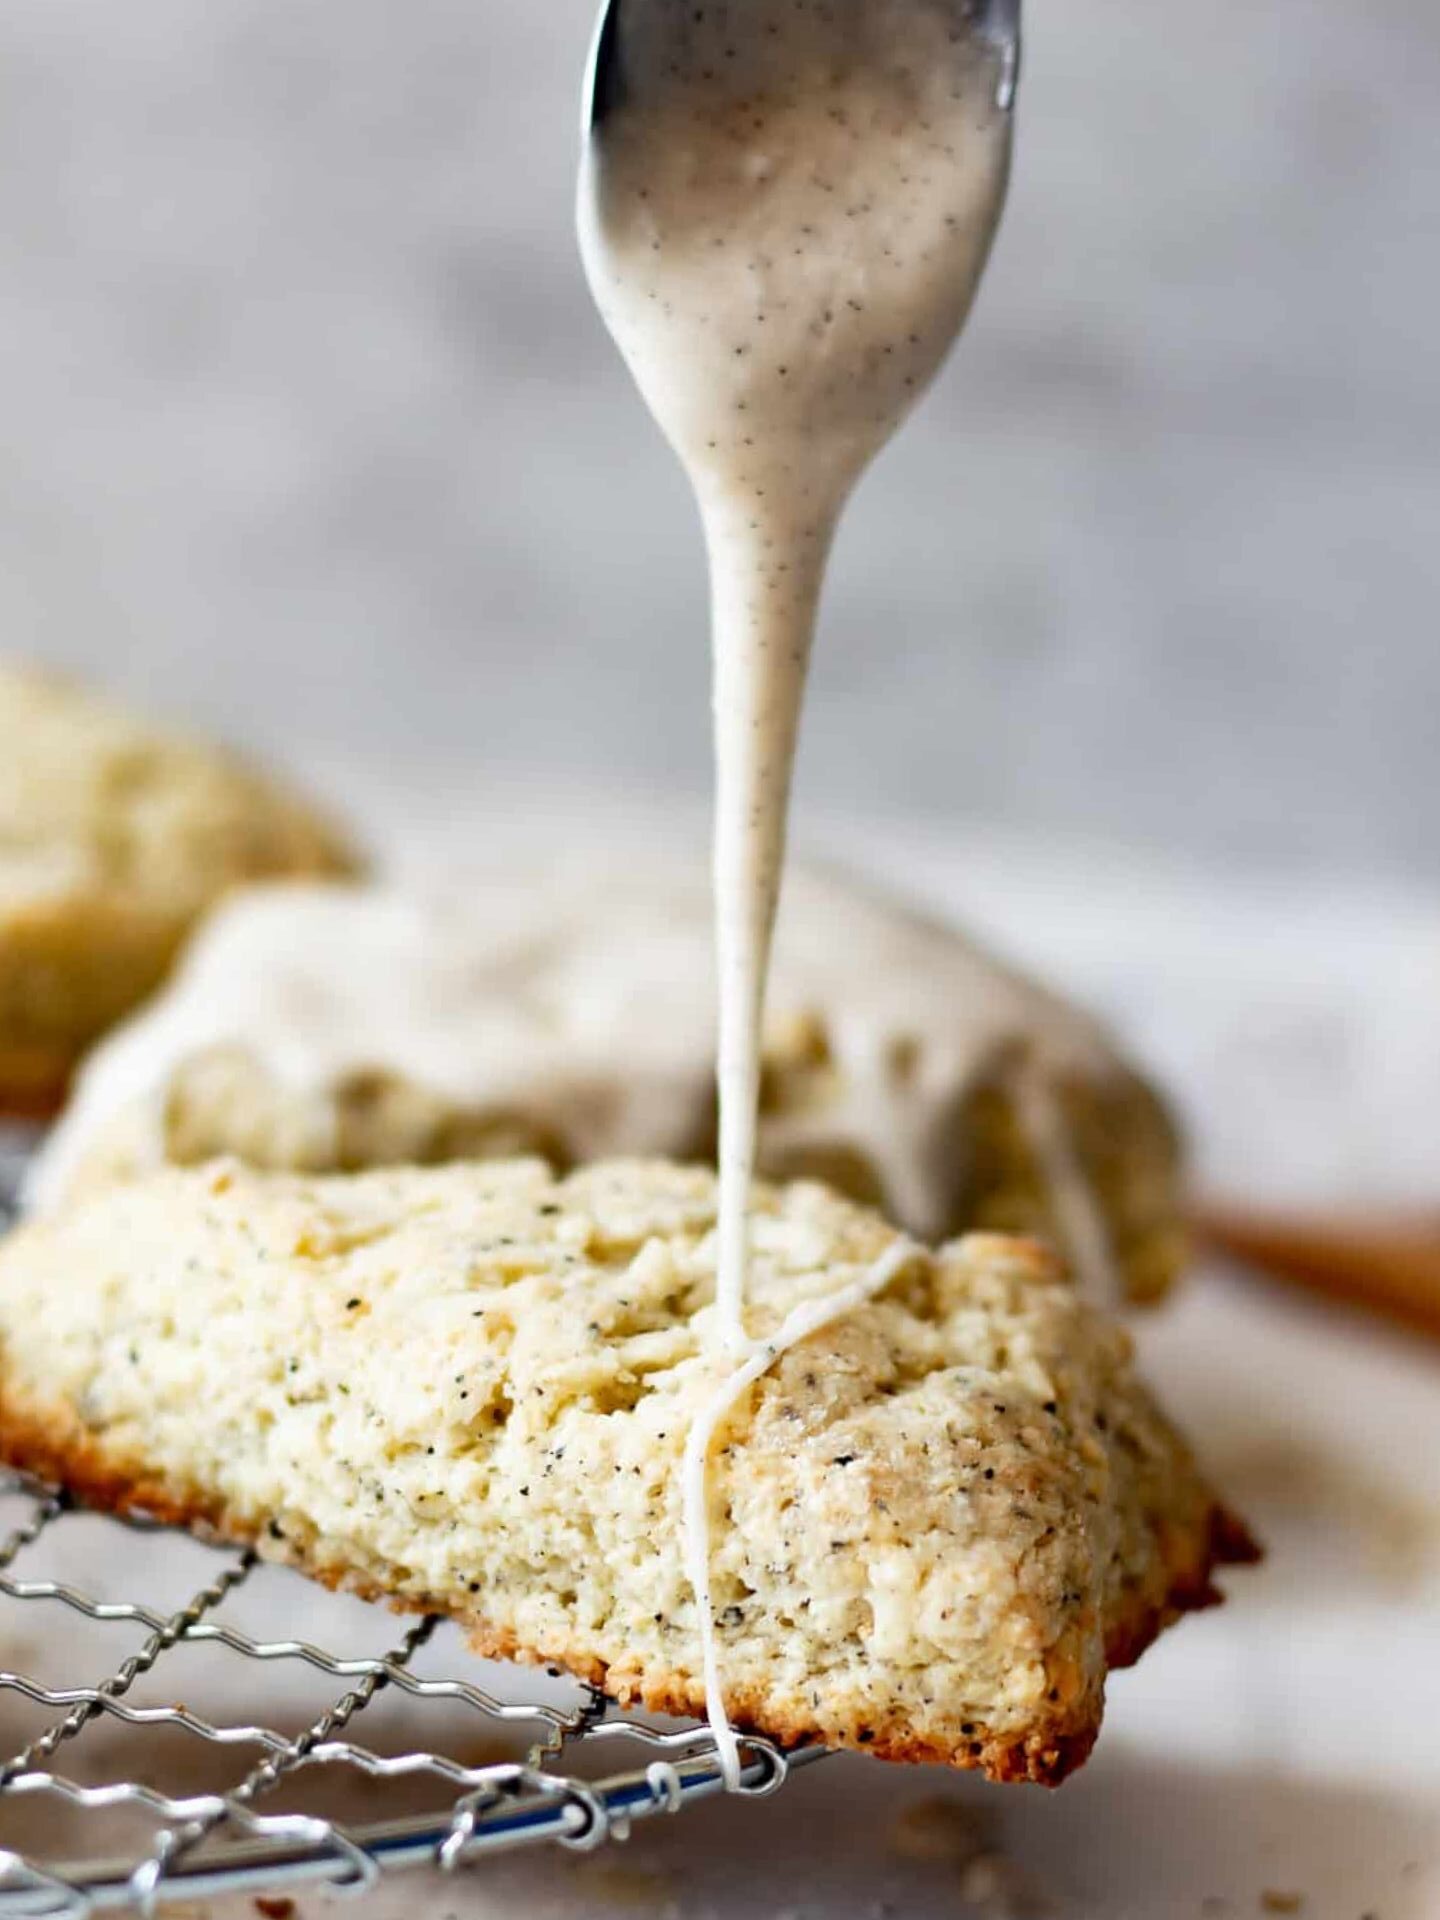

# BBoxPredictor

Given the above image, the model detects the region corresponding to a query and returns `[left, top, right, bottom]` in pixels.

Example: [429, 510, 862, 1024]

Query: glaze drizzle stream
[579, 0, 1016, 1786]
[579, 0, 1013, 1349]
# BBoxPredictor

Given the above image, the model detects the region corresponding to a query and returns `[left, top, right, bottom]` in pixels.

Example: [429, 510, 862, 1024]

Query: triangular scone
[0, 1159, 1254, 1784]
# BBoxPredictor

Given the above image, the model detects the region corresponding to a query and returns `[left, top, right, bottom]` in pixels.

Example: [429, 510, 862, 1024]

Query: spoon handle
[1197, 1202, 1440, 1343]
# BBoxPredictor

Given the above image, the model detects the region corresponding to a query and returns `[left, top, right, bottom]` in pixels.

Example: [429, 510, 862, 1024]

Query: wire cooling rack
[0, 1470, 806, 1916]
[0, 1142, 810, 1914]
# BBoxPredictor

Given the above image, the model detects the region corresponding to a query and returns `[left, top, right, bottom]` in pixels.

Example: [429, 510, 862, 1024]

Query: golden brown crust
[0, 1389, 1256, 1789]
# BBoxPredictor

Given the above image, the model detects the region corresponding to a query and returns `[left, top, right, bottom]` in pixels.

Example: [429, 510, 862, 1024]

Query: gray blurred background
[1, 0, 1436, 882]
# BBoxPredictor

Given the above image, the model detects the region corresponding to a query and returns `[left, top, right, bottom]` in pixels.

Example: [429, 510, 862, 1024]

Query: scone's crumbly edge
[0, 662, 360, 1109]
[0, 1158, 1256, 1783]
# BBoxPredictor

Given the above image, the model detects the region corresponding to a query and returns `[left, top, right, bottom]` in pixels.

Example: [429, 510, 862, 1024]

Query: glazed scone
[0, 663, 359, 1111]
[28, 859, 1182, 1303]
[0, 1158, 1254, 1782]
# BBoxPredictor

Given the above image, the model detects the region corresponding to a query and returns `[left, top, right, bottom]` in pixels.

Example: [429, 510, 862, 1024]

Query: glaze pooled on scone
[28, 857, 1127, 1288]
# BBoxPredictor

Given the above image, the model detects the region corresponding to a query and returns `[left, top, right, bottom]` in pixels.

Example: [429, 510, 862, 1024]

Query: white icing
[27, 857, 1123, 1239]
[680, 1237, 921, 1789]
[1012, 1070, 1118, 1309]
[577, 0, 1014, 1357]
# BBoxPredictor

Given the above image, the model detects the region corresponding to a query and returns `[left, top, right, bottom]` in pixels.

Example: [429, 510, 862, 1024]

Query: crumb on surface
[887, 1795, 990, 1865]
[959, 1852, 1048, 1918]
[567, 1860, 678, 1912]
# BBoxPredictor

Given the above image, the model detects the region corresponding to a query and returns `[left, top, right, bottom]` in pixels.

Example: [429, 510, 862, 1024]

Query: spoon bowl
[583, 0, 1022, 135]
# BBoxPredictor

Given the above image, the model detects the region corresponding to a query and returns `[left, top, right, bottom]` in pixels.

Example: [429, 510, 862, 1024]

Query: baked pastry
[0, 1157, 1253, 1782]
[0, 663, 360, 1113]
[28, 857, 1182, 1303]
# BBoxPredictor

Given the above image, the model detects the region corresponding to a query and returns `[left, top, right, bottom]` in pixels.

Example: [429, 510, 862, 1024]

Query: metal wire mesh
[0, 1468, 808, 1914]
[0, 1146, 811, 1914]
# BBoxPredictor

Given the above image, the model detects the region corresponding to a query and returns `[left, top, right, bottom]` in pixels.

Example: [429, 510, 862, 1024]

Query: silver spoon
[582, 0, 1022, 134]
